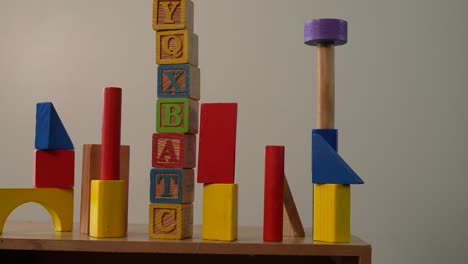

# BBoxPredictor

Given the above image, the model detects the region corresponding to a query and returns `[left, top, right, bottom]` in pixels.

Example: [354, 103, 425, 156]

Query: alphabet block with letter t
[149, 168, 194, 204]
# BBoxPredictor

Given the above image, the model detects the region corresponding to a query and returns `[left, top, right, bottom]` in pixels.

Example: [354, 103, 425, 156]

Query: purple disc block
[304, 18, 348, 46]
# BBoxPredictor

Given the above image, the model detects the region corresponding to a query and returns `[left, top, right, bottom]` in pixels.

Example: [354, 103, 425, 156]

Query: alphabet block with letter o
[156, 29, 198, 66]
[156, 98, 198, 133]
[149, 203, 193, 240]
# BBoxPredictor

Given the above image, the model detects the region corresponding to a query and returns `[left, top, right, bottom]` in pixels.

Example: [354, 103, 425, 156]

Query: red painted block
[34, 150, 74, 188]
[263, 146, 284, 242]
[152, 133, 196, 168]
[197, 103, 237, 184]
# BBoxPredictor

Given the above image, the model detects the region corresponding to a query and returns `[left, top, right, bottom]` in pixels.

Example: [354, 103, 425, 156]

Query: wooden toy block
[35, 102, 74, 150]
[150, 168, 194, 204]
[101, 87, 122, 181]
[202, 184, 238, 242]
[34, 150, 74, 188]
[149, 203, 193, 240]
[313, 184, 350, 243]
[283, 176, 305, 237]
[197, 103, 237, 184]
[156, 29, 198, 66]
[89, 180, 126, 238]
[156, 98, 198, 133]
[0, 188, 73, 234]
[152, 133, 196, 168]
[312, 129, 363, 184]
[153, 0, 194, 31]
[80, 144, 130, 235]
[263, 146, 284, 242]
[157, 64, 200, 100]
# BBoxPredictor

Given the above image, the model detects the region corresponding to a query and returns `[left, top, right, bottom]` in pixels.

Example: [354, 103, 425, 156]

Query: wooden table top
[0, 222, 371, 257]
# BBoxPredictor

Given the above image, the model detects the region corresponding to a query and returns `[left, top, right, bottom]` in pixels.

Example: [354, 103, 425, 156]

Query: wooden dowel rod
[317, 45, 335, 129]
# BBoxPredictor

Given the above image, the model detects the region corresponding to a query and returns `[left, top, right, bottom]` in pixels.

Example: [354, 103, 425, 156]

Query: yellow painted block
[0, 188, 73, 234]
[313, 184, 350, 243]
[156, 29, 198, 66]
[152, 0, 194, 31]
[149, 203, 193, 240]
[202, 184, 238, 241]
[89, 180, 126, 238]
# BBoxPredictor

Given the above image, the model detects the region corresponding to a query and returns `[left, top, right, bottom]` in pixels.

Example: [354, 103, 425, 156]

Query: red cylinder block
[100, 87, 122, 180]
[263, 145, 285, 242]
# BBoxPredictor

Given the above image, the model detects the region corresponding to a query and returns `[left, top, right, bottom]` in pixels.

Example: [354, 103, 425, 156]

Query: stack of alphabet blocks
[149, 0, 199, 240]
[34, 102, 74, 190]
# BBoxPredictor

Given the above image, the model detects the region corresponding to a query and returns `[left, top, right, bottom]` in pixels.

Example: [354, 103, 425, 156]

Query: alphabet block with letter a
[149, 203, 193, 240]
[149, 168, 194, 204]
[153, 0, 194, 31]
[156, 29, 198, 66]
[156, 98, 198, 133]
[152, 133, 196, 168]
[157, 64, 200, 100]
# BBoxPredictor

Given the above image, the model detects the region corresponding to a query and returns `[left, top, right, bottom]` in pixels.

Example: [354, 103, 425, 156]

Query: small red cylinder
[101, 87, 122, 180]
[263, 145, 285, 242]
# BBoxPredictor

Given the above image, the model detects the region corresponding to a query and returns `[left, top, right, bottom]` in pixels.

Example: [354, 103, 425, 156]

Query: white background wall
[1, 0, 467, 263]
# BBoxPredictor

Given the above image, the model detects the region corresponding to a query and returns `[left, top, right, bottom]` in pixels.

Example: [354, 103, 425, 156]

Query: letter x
[164, 70, 183, 93]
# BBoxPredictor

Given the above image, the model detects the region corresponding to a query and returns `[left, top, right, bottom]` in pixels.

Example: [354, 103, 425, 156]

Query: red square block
[34, 150, 74, 188]
[152, 133, 196, 168]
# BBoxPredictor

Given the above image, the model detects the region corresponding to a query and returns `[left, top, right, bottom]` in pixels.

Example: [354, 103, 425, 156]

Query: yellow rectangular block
[89, 180, 126, 238]
[156, 29, 198, 66]
[202, 184, 238, 242]
[313, 184, 350, 243]
[149, 203, 193, 240]
[153, 0, 194, 31]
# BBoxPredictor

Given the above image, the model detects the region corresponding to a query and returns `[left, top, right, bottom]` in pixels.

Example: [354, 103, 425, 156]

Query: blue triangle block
[312, 131, 363, 184]
[35, 102, 74, 150]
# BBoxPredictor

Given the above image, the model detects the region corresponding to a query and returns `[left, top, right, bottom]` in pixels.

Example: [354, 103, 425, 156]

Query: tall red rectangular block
[197, 103, 237, 184]
[34, 150, 74, 188]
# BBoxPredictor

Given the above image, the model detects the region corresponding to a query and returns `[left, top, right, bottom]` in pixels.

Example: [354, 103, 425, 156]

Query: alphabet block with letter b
[156, 29, 198, 66]
[156, 98, 198, 134]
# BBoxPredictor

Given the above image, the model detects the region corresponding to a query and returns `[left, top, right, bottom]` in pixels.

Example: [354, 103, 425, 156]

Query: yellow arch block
[0, 188, 73, 234]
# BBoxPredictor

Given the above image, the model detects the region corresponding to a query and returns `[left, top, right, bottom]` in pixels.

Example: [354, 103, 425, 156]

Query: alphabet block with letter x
[156, 29, 198, 66]
[156, 98, 198, 133]
[157, 64, 200, 100]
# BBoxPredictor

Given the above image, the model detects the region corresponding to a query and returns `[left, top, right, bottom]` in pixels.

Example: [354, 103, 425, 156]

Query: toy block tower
[198, 103, 238, 242]
[304, 18, 364, 243]
[150, 0, 198, 240]
[0, 102, 74, 234]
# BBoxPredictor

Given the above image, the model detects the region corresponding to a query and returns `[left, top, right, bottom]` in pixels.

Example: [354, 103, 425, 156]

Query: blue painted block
[35, 102, 74, 150]
[157, 64, 200, 100]
[149, 168, 194, 204]
[312, 129, 364, 184]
